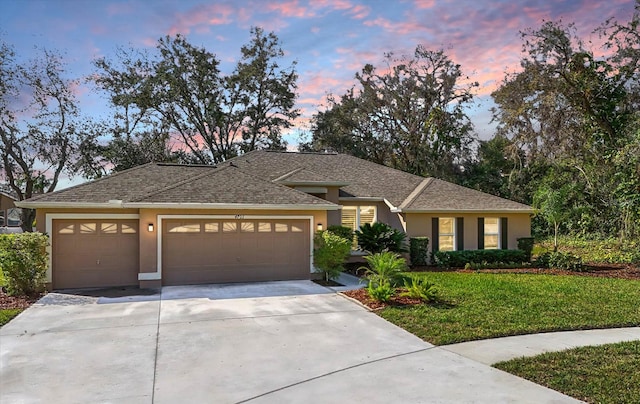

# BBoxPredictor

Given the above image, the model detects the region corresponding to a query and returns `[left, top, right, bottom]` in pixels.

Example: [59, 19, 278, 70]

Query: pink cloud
[167, 3, 235, 36]
[266, 0, 312, 18]
[106, 2, 134, 17]
[347, 4, 370, 19]
[414, 0, 435, 9]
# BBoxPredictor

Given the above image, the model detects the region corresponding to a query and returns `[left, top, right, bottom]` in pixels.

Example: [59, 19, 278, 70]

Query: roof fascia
[400, 208, 535, 214]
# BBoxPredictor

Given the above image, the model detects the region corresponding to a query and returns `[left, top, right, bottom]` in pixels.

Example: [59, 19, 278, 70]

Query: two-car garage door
[162, 219, 310, 286]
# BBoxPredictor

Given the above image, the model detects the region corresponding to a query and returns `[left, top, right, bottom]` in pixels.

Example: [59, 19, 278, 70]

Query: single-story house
[16, 151, 533, 290]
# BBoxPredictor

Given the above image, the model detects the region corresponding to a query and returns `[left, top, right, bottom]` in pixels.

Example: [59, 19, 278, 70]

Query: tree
[306, 46, 478, 181]
[89, 27, 299, 167]
[0, 41, 83, 231]
[491, 5, 640, 237]
[534, 185, 572, 252]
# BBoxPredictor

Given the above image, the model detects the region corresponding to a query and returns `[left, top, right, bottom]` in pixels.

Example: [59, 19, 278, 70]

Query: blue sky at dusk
[1, 0, 636, 152]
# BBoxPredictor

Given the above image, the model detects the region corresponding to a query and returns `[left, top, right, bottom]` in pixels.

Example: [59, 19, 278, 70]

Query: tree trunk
[20, 208, 36, 233]
[553, 222, 559, 252]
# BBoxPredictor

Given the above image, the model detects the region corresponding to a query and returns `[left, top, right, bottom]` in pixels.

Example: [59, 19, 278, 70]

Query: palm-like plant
[362, 251, 407, 287]
[355, 222, 407, 254]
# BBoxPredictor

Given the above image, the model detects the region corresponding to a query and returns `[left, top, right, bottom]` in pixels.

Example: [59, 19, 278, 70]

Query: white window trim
[439, 217, 456, 252]
[341, 205, 378, 230]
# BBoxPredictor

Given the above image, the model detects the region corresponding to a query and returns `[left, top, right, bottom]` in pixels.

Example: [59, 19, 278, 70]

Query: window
[341, 206, 376, 231]
[168, 223, 199, 233]
[79, 223, 97, 234]
[274, 223, 288, 232]
[101, 223, 118, 234]
[204, 222, 219, 233]
[7, 208, 21, 227]
[58, 224, 75, 234]
[439, 218, 455, 251]
[484, 218, 500, 249]
[241, 222, 255, 232]
[223, 222, 237, 232]
[258, 222, 272, 232]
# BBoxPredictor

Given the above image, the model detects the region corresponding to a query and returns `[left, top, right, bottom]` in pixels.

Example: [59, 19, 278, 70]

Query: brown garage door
[162, 219, 310, 285]
[53, 219, 139, 289]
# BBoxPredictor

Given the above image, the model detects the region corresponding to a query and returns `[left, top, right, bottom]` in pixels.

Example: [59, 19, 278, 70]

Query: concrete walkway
[443, 327, 640, 365]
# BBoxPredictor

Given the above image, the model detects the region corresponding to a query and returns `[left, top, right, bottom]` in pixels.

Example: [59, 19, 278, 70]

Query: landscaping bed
[0, 290, 42, 327]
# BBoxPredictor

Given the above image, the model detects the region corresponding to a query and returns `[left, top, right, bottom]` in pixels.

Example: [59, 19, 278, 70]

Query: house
[16, 151, 533, 290]
[0, 191, 22, 233]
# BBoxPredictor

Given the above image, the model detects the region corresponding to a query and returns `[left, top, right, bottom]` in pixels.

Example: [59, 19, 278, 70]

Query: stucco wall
[404, 212, 531, 250]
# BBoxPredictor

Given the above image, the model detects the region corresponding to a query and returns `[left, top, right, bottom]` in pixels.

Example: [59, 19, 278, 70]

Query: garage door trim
[153, 215, 315, 283]
[45, 213, 140, 284]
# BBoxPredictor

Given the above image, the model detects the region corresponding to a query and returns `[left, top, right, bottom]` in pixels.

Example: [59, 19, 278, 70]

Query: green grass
[494, 341, 640, 403]
[378, 272, 640, 345]
[0, 308, 22, 327]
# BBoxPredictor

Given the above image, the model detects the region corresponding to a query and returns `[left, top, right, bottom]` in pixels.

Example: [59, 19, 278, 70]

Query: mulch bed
[342, 288, 423, 310]
[0, 290, 42, 310]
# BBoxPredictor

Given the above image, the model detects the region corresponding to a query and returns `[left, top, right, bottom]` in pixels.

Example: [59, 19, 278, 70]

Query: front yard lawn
[494, 340, 640, 403]
[377, 272, 640, 345]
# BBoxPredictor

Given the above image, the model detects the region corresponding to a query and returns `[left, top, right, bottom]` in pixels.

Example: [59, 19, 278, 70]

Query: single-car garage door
[52, 219, 139, 289]
[162, 219, 310, 285]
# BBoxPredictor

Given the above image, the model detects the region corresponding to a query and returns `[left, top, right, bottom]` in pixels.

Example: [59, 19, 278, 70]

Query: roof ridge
[25, 162, 156, 202]
[399, 177, 433, 209]
[272, 167, 305, 182]
[131, 165, 223, 202]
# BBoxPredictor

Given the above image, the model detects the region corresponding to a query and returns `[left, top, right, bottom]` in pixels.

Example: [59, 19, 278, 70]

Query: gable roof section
[401, 178, 533, 212]
[17, 163, 337, 210]
[222, 151, 423, 207]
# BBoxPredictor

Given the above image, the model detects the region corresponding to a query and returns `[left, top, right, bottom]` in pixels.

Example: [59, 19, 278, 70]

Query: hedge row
[0, 233, 49, 296]
[432, 249, 528, 268]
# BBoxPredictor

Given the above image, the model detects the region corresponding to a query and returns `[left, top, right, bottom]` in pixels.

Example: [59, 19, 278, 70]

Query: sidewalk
[442, 327, 640, 365]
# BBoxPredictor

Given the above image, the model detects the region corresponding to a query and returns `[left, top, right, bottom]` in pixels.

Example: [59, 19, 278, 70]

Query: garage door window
[241, 222, 255, 232]
[204, 222, 219, 232]
[121, 223, 137, 233]
[58, 224, 75, 234]
[168, 223, 199, 233]
[258, 222, 271, 232]
[80, 223, 97, 234]
[275, 223, 288, 232]
[101, 223, 118, 234]
[223, 222, 237, 232]
[291, 224, 303, 232]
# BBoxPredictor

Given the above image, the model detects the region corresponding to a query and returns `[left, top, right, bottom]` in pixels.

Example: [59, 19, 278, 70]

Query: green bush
[517, 237, 535, 261]
[536, 236, 640, 264]
[362, 251, 407, 287]
[536, 251, 584, 271]
[314, 230, 352, 281]
[409, 237, 429, 266]
[367, 282, 395, 302]
[355, 222, 407, 254]
[464, 261, 532, 270]
[432, 249, 528, 268]
[401, 277, 438, 302]
[326, 225, 354, 242]
[0, 233, 49, 296]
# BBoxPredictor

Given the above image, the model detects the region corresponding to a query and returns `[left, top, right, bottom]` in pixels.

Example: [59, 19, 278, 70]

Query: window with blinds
[341, 205, 377, 250]
[484, 217, 500, 249]
[439, 217, 455, 251]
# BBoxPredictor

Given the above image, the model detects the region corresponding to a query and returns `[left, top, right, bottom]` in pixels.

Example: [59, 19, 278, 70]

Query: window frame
[341, 205, 377, 231]
[438, 217, 456, 252]
[483, 217, 501, 250]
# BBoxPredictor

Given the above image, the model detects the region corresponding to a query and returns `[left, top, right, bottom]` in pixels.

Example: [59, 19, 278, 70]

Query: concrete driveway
[1, 281, 579, 403]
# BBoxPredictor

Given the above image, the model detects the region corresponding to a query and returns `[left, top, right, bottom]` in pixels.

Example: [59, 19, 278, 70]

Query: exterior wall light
[148, 223, 154, 232]
[317, 223, 323, 231]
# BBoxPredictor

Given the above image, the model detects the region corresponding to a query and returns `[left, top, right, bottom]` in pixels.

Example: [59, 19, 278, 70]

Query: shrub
[367, 282, 395, 302]
[326, 225, 354, 242]
[536, 251, 584, 271]
[362, 251, 407, 287]
[432, 249, 528, 268]
[409, 237, 429, 266]
[0, 233, 49, 296]
[464, 261, 532, 270]
[401, 277, 438, 302]
[517, 237, 535, 261]
[355, 222, 407, 254]
[314, 230, 352, 281]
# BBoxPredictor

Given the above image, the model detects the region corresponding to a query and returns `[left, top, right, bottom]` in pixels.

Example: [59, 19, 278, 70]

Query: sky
[0, 0, 636, 165]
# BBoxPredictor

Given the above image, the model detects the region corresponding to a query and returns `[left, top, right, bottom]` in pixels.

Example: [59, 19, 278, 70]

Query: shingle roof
[223, 151, 532, 212]
[20, 150, 532, 212]
[400, 178, 533, 212]
[221, 151, 423, 207]
[20, 163, 334, 208]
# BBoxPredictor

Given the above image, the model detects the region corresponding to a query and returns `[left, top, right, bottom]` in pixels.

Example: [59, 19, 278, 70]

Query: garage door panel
[162, 219, 310, 285]
[53, 219, 139, 289]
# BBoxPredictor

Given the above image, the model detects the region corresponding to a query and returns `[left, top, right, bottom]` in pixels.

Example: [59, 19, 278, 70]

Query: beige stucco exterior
[403, 212, 532, 251]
